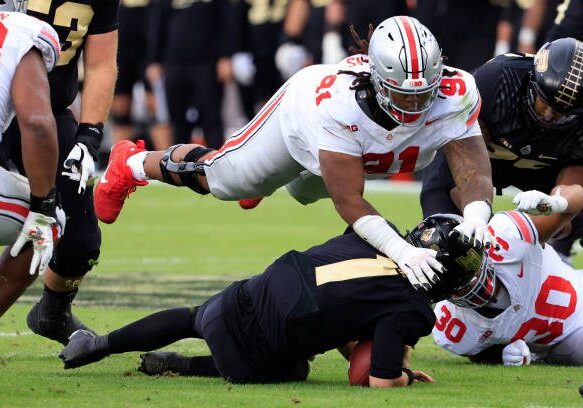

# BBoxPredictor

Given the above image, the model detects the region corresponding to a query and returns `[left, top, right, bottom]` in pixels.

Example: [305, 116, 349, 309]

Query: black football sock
[107, 307, 198, 354]
[41, 286, 77, 315]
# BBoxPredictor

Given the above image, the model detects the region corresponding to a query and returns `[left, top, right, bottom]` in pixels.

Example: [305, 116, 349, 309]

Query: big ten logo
[344, 55, 369, 67]
[343, 124, 359, 132]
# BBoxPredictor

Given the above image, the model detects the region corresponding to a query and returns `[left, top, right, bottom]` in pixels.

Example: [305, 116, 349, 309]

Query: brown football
[348, 339, 373, 386]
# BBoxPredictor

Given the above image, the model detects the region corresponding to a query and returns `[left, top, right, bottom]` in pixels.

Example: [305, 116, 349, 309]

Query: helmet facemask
[449, 254, 497, 308]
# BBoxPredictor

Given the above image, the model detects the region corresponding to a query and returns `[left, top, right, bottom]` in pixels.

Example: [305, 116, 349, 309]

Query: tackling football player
[94, 16, 494, 292]
[421, 37, 583, 263]
[60, 214, 482, 387]
[433, 185, 583, 366]
[0, 8, 64, 316]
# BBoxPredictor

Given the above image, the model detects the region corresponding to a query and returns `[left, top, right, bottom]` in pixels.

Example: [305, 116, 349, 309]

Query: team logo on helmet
[535, 49, 549, 73]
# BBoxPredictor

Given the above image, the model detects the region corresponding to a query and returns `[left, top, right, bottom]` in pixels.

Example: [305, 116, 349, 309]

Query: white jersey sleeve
[1, 12, 60, 71]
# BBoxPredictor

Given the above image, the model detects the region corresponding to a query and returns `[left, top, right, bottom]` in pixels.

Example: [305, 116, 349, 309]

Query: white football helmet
[369, 16, 443, 126]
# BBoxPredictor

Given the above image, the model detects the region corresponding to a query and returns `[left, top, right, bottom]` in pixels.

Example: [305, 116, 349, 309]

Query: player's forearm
[20, 115, 58, 196]
[80, 64, 117, 124]
[333, 194, 378, 226]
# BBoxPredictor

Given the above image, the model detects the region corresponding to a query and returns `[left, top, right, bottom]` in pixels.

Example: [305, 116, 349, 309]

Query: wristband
[518, 27, 537, 46]
[76, 123, 104, 160]
[30, 187, 57, 217]
[402, 368, 415, 386]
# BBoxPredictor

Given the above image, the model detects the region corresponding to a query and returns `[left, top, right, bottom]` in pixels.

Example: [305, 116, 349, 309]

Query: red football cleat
[94, 140, 148, 224]
[238, 197, 263, 210]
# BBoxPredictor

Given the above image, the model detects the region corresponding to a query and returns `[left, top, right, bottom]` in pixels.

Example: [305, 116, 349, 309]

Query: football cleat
[94, 139, 148, 224]
[138, 351, 191, 376]
[58, 330, 110, 369]
[238, 197, 263, 210]
[27, 300, 95, 346]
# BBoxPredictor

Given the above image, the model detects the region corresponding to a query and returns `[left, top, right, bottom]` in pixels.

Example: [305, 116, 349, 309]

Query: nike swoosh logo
[101, 160, 113, 184]
[517, 263, 524, 278]
[425, 117, 442, 125]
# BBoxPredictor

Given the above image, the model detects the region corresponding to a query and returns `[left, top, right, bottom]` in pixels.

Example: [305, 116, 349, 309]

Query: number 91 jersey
[279, 54, 482, 177]
[0, 12, 60, 134]
[432, 210, 583, 356]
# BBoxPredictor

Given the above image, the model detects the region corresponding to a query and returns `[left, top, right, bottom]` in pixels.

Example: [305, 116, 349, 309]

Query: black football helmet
[406, 214, 496, 307]
[524, 37, 583, 131]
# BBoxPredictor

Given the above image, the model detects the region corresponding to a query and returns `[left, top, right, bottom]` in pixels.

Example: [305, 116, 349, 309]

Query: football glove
[10, 210, 57, 275]
[396, 246, 443, 289]
[512, 189, 568, 216]
[502, 339, 531, 366]
[453, 200, 494, 249]
[62, 123, 102, 194]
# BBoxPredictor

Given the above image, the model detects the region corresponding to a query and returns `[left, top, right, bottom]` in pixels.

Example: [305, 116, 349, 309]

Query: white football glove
[62, 143, 96, 194]
[352, 215, 444, 289]
[512, 189, 568, 215]
[10, 210, 57, 275]
[322, 31, 347, 64]
[396, 246, 444, 289]
[275, 43, 310, 80]
[453, 200, 494, 249]
[502, 339, 531, 366]
[231, 52, 256, 86]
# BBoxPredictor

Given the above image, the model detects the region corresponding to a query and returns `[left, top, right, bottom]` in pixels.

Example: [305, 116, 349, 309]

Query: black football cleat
[58, 330, 110, 369]
[138, 352, 192, 376]
[27, 300, 95, 345]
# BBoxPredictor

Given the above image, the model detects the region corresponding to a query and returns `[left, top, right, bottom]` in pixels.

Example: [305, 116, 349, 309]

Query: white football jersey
[433, 210, 583, 356]
[279, 54, 482, 177]
[0, 12, 60, 134]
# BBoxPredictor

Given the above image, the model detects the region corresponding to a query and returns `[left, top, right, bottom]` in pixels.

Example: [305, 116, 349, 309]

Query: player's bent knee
[49, 248, 100, 279]
[159, 145, 214, 195]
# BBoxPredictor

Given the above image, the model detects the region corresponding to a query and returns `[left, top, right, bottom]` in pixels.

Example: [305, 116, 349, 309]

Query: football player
[421, 37, 583, 263]
[0, 0, 119, 344]
[0, 8, 64, 316]
[433, 185, 583, 366]
[59, 214, 482, 387]
[94, 16, 494, 291]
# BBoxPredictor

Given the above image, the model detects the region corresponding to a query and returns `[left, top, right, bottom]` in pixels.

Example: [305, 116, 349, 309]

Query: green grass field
[1, 185, 582, 407]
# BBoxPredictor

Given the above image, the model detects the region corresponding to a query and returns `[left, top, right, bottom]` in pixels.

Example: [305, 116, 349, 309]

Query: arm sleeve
[88, 0, 120, 35]
[370, 311, 433, 379]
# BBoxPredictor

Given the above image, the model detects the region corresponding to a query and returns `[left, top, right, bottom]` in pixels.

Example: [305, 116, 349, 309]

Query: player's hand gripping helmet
[406, 214, 497, 307]
[369, 16, 443, 126]
[525, 37, 583, 130]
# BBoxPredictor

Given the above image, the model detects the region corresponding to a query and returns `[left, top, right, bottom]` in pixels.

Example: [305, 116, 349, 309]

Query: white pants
[203, 89, 326, 203]
[0, 167, 29, 245]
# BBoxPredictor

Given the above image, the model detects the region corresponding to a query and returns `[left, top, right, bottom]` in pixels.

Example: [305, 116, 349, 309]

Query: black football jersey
[474, 53, 583, 191]
[25, 0, 119, 112]
[223, 232, 434, 380]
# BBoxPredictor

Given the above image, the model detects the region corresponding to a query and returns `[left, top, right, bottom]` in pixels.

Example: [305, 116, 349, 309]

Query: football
[348, 339, 373, 386]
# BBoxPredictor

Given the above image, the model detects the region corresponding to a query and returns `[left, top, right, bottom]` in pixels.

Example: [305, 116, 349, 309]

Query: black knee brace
[159, 145, 214, 195]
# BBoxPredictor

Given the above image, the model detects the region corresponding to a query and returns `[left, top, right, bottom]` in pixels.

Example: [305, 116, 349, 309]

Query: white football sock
[127, 151, 149, 181]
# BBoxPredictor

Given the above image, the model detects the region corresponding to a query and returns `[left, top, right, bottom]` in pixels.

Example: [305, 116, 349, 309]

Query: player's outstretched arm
[443, 136, 495, 249]
[12, 50, 58, 198]
[514, 184, 583, 243]
[319, 150, 444, 290]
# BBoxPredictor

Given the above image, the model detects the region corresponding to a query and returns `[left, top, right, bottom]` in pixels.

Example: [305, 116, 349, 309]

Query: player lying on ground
[60, 214, 484, 387]
[433, 185, 583, 366]
[94, 16, 495, 292]
[0, 9, 64, 317]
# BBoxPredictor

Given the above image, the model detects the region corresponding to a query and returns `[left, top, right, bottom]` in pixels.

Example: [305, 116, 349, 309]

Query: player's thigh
[545, 327, 583, 366]
[0, 168, 29, 245]
[203, 104, 303, 200]
[285, 170, 329, 205]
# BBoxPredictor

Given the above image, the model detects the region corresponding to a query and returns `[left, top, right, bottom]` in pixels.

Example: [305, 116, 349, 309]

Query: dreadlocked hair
[337, 24, 375, 92]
